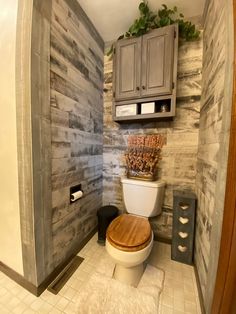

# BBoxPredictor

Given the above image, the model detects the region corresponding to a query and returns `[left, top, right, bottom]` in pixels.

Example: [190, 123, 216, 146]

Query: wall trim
[202, 0, 210, 26]
[0, 227, 97, 296]
[0, 261, 38, 296]
[211, 0, 236, 312]
[15, 0, 53, 286]
[30, 0, 53, 286]
[15, 0, 36, 284]
[194, 265, 206, 314]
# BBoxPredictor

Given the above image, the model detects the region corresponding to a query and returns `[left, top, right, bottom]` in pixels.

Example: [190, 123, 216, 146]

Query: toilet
[106, 177, 165, 287]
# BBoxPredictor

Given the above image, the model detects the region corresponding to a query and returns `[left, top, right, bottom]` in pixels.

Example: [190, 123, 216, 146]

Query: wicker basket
[127, 169, 155, 181]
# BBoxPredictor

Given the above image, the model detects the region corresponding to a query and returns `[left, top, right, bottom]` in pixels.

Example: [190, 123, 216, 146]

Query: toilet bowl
[105, 178, 165, 287]
[106, 214, 154, 286]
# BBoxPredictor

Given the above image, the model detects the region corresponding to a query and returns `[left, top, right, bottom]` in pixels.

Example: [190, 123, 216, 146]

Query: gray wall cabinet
[113, 24, 178, 122]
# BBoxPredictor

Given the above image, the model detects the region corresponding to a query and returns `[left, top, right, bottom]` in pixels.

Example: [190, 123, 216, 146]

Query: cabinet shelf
[113, 96, 176, 122]
[114, 112, 174, 122]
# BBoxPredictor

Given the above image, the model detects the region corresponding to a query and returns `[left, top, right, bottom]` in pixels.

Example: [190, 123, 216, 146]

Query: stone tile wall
[194, 0, 234, 311]
[50, 0, 104, 267]
[103, 37, 203, 239]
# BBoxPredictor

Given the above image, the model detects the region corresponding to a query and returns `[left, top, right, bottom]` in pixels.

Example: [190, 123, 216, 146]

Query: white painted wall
[0, 0, 23, 275]
[79, 0, 206, 41]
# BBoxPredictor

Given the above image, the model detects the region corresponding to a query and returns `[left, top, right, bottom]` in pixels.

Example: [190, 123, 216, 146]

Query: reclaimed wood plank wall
[103, 37, 203, 240]
[50, 0, 104, 267]
[195, 0, 234, 311]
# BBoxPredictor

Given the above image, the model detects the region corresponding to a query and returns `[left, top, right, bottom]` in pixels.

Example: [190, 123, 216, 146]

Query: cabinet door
[141, 25, 175, 97]
[115, 37, 141, 101]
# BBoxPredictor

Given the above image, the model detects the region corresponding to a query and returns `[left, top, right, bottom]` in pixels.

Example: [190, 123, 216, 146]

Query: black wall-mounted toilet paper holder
[70, 184, 83, 203]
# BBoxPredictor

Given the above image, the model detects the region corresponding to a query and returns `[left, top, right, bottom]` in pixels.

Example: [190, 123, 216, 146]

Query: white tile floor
[148, 242, 202, 314]
[0, 234, 201, 314]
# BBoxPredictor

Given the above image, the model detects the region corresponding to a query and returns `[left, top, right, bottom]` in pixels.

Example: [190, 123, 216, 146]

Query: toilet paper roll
[70, 191, 83, 202]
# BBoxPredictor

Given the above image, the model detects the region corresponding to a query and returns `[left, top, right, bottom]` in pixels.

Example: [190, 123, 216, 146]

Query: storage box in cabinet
[141, 102, 155, 114]
[171, 190, 197, 265]
[116, 104, 137, 117]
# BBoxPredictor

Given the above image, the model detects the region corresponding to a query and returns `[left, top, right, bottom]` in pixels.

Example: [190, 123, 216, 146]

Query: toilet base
[113, 263, 144, 287]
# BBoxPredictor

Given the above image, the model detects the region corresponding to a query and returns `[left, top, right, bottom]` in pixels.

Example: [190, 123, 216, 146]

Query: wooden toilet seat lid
[106, 214, 152, 252]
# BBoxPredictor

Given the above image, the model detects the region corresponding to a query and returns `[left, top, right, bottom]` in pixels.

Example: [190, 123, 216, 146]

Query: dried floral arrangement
[125, 134, 166, 181]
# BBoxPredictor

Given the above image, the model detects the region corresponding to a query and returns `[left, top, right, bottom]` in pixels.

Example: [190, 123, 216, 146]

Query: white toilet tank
[121, 178, 165, 217]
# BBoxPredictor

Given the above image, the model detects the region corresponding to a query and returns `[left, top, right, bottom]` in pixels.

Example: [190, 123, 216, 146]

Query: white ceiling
[78, 0, 206, 42]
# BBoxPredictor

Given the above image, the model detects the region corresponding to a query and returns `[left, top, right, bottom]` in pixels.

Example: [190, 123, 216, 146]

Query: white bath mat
[76, 254, 164, 314]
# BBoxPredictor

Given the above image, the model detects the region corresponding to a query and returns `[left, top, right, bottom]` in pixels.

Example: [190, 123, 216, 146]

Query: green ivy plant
[107, 2, 200, 56]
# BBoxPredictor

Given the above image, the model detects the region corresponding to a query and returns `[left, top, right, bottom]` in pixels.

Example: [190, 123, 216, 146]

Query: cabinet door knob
[142, 85, 146, 90]
[136, 86, 140, 91]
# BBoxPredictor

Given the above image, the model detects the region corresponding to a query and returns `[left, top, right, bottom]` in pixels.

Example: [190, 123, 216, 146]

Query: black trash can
[97, 205, 119, 244]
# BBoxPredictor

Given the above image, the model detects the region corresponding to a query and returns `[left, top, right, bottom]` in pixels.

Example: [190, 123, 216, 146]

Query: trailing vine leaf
[107, 44, 114, 57]
[139, 1, 149, 16]
[107, 1, 200, 57]
[107, 34, 125, 57]
[118, 34, 125, 40]
[177, 19, 200, 41]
